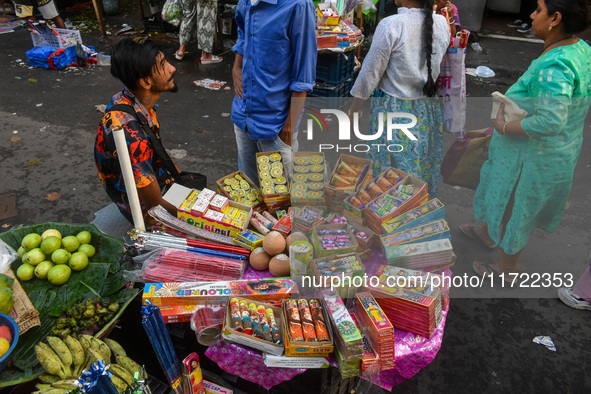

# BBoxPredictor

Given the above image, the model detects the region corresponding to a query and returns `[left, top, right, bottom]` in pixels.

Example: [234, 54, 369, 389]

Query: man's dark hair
[545, 0, 591, 34]
[110, 37, 161, 90]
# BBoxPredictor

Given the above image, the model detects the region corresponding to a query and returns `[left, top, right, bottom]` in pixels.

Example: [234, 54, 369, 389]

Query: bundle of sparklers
[130, 231, 249, 283]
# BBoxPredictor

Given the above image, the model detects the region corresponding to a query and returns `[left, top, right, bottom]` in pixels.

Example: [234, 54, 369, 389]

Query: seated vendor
[94, 37, 181, 225]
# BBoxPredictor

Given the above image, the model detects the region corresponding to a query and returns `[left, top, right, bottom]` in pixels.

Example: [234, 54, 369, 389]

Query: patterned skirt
[365, 90, 444, 196]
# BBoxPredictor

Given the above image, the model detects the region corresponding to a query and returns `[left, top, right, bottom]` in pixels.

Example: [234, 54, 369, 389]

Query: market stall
[0, 143, 456, 393]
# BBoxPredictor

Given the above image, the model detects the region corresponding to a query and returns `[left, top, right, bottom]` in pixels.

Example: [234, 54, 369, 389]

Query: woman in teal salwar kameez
[462, 0, 591, 278]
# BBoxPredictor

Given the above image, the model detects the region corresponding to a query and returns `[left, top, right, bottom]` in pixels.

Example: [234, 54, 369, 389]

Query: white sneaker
[558, 288, 591, 311]
[507, 19, 523, 28]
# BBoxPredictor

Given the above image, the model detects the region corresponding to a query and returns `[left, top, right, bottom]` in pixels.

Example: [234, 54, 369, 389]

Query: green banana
[116, 355, 145, 378]
[110, 375, 129, 392]
[50, 379, 79, 390]
[104, 338, 127, 357]
[78, 334, 91, 350]
[39, 374, 61, 384]
[110, 363, 134, 386]
[63, 336, 85, 376]
[35, 343, 66, 379]
[99, 342, 112, 363]
[35, 384, 52, 391]
[46, 336, 73, 377]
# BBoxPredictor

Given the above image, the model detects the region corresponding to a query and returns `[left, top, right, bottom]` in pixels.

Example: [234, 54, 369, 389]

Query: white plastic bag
[0, 240, 18, 273]
[161, 0, 183, 27]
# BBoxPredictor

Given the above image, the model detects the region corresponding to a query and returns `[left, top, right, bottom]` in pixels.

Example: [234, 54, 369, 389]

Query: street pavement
[0, 10, 590, 393]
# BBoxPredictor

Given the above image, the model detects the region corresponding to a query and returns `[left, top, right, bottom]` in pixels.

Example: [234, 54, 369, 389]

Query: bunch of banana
[34, 335, 146, 394]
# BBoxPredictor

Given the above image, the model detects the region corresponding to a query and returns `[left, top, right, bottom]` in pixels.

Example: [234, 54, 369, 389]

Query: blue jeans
[233, 124, 298, 187]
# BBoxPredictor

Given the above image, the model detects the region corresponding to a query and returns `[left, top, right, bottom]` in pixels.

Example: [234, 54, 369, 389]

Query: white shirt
[351, 8, 451, 100]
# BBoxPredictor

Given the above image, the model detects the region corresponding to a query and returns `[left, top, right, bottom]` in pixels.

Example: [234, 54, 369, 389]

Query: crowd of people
[90, 0, 591, 310]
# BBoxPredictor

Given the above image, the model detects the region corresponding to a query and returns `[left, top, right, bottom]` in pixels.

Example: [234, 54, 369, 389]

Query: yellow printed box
[163, 183, 253, 238]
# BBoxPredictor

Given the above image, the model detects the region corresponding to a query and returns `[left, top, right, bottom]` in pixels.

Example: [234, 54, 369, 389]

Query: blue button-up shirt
[231, 0, 317, 140]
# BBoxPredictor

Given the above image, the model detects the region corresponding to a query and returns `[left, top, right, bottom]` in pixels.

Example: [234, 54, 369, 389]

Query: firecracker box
[325, 154, 372, 212]
[217, 171, 266, 212]
[311, 223, 359, 258]
[164, 183, 254, 238]
[256, 151, 291, 213]
[203, 380, 233, 394]
[364, 175, 429, 234]
[291, 152, 327, 207]
[381, 198, 445, 235]
[343, 168, 408, 221]
[317, 2, 341, 26]
[311, 253, 365, 299]
[263, 353, 331, 368]
[222, 297, 285, 356]
[182, 353, 205, 394]
[282, 298, 334, 357]
[381, 219, 450, 251]
[349, 313, 380, 376]
[345, 215, 379, 251]
[142, 278, 299, 308]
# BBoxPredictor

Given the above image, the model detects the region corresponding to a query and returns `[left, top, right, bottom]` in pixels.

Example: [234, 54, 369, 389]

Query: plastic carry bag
[161, 0, 183, 27]
[436, 47, 467, 139]
[0, 240, 18, 273]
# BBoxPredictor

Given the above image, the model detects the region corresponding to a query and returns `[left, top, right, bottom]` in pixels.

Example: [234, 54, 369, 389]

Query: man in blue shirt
[231, 0, 317, 185]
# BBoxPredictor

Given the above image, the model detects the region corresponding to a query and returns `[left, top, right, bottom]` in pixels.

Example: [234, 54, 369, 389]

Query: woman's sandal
[473, 260, 492, 277]
[175, 51, 185, 61]
[201, 55, 223, 64]
[460, 223, 497, 249]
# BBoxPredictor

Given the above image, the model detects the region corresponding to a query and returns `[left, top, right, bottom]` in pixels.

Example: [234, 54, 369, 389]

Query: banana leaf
[0, 222, 139, 387]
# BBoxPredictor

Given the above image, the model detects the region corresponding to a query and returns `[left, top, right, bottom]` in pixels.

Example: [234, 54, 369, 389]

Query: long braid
[422, 0, 437, 97]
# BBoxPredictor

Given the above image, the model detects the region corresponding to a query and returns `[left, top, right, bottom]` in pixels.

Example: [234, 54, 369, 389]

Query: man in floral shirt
[95, 37, 180, 224]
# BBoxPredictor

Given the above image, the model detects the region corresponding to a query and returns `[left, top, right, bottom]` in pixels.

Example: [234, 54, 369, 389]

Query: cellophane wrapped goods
[126, 248, 246, 283]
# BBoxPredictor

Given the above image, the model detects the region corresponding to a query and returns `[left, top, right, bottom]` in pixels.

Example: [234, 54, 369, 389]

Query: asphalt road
[1, 12, 590, 394]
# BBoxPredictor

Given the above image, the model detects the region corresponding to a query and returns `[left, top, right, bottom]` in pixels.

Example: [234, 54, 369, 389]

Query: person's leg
[497, 248, 525, 274]
[558, 262, 591, 310]
[36, 0, 65, 29]
[234, 124, 260, 186]
[177, 0, 198, 59]
[196, 0, 217, 61]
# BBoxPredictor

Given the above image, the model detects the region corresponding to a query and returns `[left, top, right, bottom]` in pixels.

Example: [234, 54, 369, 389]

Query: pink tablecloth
[204, 342, 306, 390]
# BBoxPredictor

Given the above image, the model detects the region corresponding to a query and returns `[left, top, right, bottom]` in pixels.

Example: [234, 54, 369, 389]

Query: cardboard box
[217, 171, 266, 212]
[222, 297, 285, 356]
[346, 217, 379, 251]
[381, 219, 450, 251]
[311, 223, 359, 258]
[163, 183, 254, 238]
[142, 279, 299, 308]
[291, 152, 327, 207]
[263, 353, 330, 368]
[325, 154, 372, 212]
[256, 151, 291, 213]
[282, 298, 334, 357]
[343, 168, 408, 221]
[317, 2, 341, 26]
[381, 198, 445, 235]
[364, 175, 429, 234]
[203, 380, 233, 394]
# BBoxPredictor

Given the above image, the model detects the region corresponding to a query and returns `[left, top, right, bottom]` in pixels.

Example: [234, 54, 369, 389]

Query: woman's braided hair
[422, 0, 437, 97]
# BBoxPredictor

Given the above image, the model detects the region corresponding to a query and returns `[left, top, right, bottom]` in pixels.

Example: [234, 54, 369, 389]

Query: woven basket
[5, 269, 40, 335]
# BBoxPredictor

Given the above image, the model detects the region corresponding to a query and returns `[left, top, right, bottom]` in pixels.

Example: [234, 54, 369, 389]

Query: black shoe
[517, 23, 532, 33]
[507, 19, 523, 28]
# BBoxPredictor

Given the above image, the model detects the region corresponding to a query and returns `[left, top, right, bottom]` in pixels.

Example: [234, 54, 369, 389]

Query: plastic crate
[316, 52, 355, 84]
[30, 28, 82, 49]
[307, 78, 353, 109]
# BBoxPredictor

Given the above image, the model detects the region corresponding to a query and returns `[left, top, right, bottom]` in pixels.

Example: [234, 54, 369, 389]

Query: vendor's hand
[279, 121, 292, 147]
[494, 102, 507, 133]
[232, 64, 243, 99]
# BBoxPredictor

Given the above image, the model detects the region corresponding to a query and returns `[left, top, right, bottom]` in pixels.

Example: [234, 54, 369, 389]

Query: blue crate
[307, 78, 353, 109]
[316, 52, 355, 84]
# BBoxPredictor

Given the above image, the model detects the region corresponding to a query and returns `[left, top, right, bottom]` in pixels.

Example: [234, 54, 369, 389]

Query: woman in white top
[349, 0, 450, 195]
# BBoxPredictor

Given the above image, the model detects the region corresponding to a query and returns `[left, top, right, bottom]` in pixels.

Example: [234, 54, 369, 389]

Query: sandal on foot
[473, 260, 492, 277]
[201, 55, 223, 64]
[460, 223, 497, 249]
[175, 51, 185, 61]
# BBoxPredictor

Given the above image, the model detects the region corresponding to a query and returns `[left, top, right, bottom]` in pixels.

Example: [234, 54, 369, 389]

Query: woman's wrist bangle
[502, 121, 510, 135]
